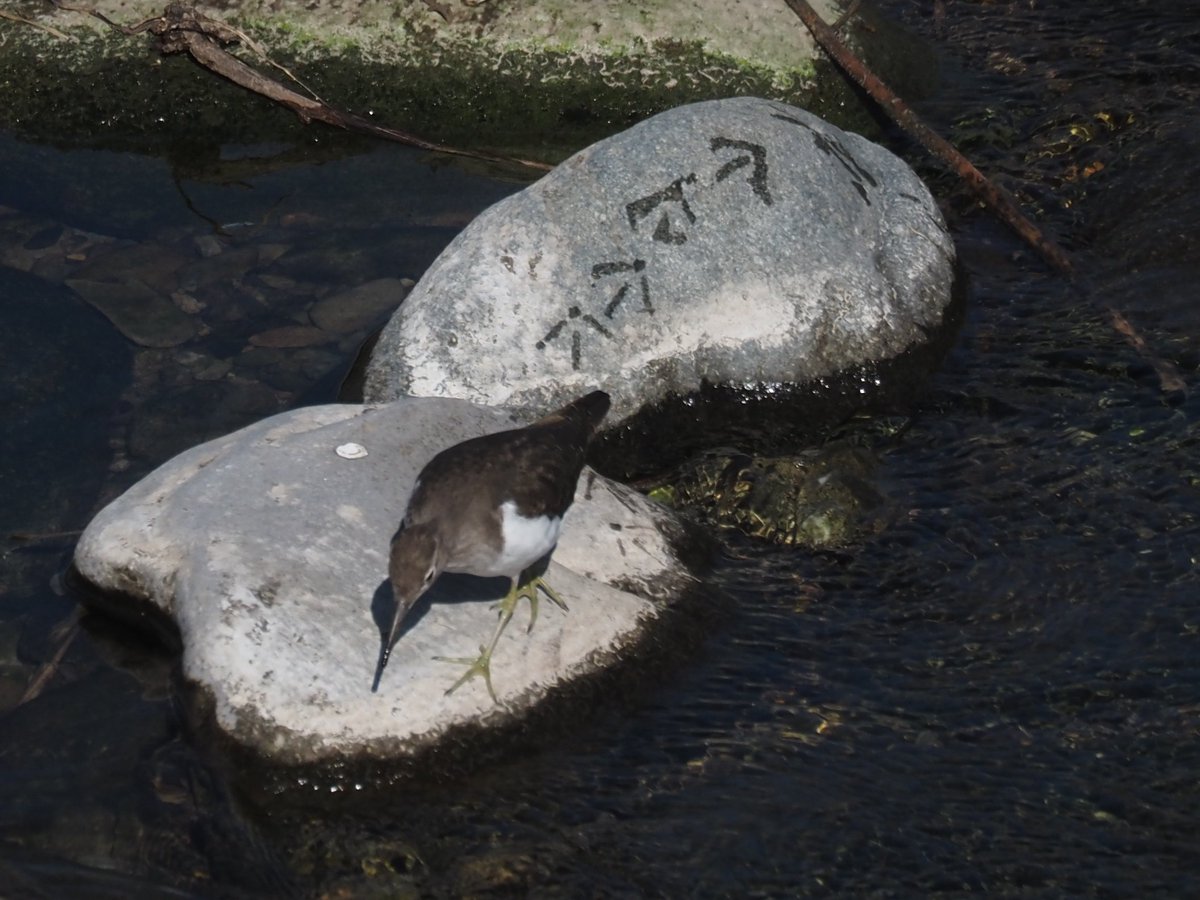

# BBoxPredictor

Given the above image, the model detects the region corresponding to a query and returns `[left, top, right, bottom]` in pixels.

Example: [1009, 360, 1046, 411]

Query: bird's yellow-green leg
[435, 641, 500, 704]
[434, 577, 522, 703]
[435, 572, 569, 702]
[511, 573, 569, 633]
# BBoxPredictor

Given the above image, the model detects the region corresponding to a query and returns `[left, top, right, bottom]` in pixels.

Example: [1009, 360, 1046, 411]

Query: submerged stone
[308, 277, 410, 335]
[66, 278, 198, 349]
[364, 97, 956, 424]
[649, 444, 888, 548]
[73, 399, 698, 765]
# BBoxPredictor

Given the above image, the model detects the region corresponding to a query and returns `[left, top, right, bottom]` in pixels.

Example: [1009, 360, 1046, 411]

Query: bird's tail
[541, 389, 610, 438]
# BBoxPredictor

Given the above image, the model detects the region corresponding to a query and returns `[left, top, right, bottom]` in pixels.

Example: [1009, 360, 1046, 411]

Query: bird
[372, 390, 611, 700]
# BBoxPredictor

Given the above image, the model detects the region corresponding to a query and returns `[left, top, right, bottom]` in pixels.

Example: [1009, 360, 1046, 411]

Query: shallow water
[3, 0, 1200, 896]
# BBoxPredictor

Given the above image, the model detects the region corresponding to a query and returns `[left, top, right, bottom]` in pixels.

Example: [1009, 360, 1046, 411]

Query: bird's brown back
[403, 390, 610, 546]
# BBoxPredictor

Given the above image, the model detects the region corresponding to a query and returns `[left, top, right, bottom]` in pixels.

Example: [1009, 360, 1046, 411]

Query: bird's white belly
[478, 500, 562, 578]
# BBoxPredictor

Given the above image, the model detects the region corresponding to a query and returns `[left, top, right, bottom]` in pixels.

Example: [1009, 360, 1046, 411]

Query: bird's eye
[424, 567, 436, 584]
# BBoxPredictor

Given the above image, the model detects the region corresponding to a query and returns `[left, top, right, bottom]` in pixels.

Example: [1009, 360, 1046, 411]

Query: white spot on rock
[335, 442, 368, 460]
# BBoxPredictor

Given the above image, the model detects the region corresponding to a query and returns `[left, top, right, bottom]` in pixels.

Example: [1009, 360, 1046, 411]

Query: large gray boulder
[73, 399, 696, 765]
[364, 97, 956, 421]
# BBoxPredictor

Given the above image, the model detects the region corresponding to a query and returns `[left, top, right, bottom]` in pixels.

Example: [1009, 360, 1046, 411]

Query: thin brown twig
[1, 7, 76, 40]
[8, 529, 84, 543]
[49, 0, 136, 33]
[2, 529, 83, 563]
[19, 611, 81, 705]
[785, 0, 1186, 395]
[1105, 307, 1185, 392]
[831, 0, 864, 32]
[46, 1, 552, 173]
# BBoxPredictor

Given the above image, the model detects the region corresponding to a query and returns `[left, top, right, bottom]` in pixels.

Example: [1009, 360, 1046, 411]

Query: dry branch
[785, 0, 1186, 395]
[48, 1, 552, 173]
[784, 0, 1072, 273]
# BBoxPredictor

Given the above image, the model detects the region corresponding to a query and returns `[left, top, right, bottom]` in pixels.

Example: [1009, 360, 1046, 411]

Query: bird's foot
[499, 574, 569, 634]
[436, 576, 569, 703]
[435, 590, 520, 703]
[434, 643, 499, 704]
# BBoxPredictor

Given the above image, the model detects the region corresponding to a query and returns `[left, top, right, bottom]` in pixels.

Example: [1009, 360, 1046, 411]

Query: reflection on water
[2, 0, 1200, 895]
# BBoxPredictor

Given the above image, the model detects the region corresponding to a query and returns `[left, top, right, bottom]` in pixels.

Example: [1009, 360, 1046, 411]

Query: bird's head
[387, 520, 443, 626]
[373, 521, 444, 692]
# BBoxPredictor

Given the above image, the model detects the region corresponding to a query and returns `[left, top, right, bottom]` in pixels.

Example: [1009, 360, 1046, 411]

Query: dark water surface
[3, 0, 1200, 896]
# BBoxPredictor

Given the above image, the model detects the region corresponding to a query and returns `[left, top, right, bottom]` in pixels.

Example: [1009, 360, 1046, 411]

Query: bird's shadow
[370, 553, 556, 647]
[369, 572, 514, 692]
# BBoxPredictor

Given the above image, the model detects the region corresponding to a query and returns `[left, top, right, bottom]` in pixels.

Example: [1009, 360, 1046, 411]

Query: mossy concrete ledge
[2, 0, 937, 154]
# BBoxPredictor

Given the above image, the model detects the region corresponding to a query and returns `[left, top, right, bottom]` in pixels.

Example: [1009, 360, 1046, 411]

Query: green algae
[0, 3, 933, 158]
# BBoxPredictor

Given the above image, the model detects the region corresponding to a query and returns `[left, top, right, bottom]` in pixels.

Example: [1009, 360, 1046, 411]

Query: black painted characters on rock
[625, 174, 698, 244]
[537, 134, 773, 370]
[592, 259, 652, 320]
[770, 110, 877, 204]
[711, 137, 774, 206]
[534, 304, 614, 371]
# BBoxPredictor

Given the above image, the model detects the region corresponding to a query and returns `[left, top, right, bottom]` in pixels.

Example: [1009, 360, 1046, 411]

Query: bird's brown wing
[409, 390, 610, 523]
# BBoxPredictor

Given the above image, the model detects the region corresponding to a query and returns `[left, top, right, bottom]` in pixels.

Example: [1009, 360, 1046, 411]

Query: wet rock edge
[66, 506, 721, 790]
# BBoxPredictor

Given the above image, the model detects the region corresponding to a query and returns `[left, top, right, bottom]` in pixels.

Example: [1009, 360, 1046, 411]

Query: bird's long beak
[371, 595, 411, 693]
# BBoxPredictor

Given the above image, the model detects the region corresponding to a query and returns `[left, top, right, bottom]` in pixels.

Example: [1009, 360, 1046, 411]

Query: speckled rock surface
[363, 97, 956, 422]
[73, 399, 696, 764]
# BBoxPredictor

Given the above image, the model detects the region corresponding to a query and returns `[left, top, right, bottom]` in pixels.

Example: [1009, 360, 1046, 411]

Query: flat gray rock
[73, 399, 695, 765]
[364, 97, 956, 420]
